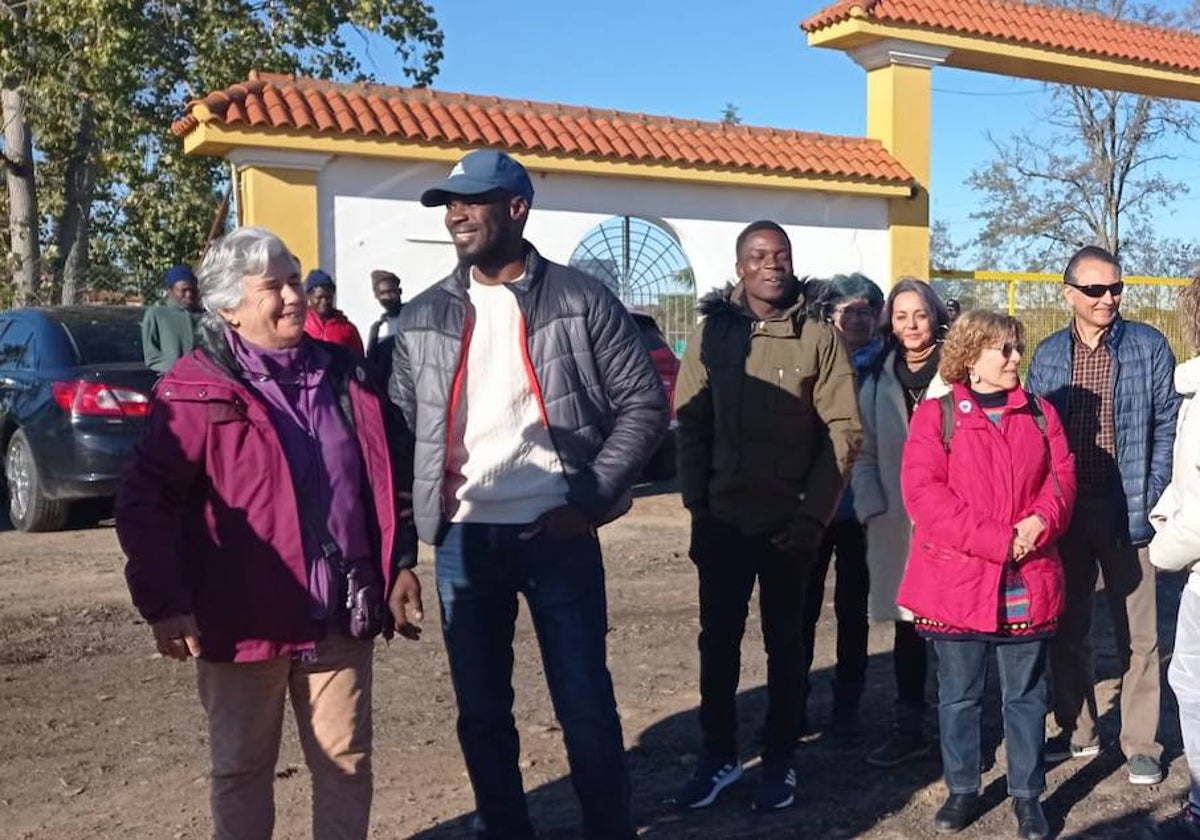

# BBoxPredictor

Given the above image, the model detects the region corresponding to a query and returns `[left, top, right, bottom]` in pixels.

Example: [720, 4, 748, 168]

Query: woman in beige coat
[852, 278, 950, 767]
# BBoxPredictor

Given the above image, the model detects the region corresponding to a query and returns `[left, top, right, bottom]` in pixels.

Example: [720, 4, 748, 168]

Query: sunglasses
[1066, 280, 1124, 298]
[989, 341, 1025, 359]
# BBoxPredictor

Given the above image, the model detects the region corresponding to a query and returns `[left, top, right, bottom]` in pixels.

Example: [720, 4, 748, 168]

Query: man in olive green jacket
[674, 221, 862, 813]
[141, 264, 201, 375]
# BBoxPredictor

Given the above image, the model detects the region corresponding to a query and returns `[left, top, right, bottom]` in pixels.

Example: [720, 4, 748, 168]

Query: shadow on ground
[411, 567, 1191, 839]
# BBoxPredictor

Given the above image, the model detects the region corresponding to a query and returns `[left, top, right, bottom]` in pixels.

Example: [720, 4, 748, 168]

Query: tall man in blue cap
[387, 149, 668, 839]
[141, 263, 201, 374]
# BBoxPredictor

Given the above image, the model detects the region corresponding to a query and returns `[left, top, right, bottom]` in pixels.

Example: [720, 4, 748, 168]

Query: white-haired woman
[116, 227, 422, 839]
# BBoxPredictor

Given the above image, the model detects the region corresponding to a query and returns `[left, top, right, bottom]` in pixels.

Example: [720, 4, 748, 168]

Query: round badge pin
[958, 400, 973, 413]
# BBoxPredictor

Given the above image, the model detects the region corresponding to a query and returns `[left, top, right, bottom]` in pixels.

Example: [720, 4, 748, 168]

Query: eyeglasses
[1066, 280, 1124, 298]
[988, 341, 1025, 359]
[833, 306, 876, 320]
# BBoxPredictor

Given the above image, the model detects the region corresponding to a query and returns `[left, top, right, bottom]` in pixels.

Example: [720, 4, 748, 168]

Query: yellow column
[854, 41, 948, 283]
[238, 166, 321, 273]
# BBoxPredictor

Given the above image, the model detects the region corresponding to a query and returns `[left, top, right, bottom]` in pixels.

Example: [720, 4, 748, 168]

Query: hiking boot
[866, 726, 932, 767]
[934, 792, 980, 833]
[676, 755, 743, 809]
[1043, 734, 1100, 763]
[1012, 797, 1049, 840]
[1127, 753, 1164, 785]
[752, 754, 797, 811]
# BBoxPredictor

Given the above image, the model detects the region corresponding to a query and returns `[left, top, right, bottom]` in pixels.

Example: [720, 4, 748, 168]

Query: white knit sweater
[444, 278, 568, 524]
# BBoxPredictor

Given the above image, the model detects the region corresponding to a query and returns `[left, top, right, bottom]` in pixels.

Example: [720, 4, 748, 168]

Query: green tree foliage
[966, 0, 1198, 275]
[0, 1, 443, 303]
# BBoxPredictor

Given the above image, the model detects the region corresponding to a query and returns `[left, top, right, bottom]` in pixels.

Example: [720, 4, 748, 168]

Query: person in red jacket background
[304, 268, 365, 356]
[898, 310, 1075, 840]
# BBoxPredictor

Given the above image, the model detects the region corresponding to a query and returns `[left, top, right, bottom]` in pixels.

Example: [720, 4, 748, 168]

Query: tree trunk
[56, 99, 97, 305]
[3, 86, 40, 306]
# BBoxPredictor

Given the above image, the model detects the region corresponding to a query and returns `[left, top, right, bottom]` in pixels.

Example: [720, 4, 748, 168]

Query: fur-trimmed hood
[697, 280, 811, 329]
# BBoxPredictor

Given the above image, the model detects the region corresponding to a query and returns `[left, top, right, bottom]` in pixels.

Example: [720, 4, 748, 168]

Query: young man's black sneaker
[1043, 734, 1100, 763]
[934, 792, 980, 833]
[752, 755, 797, 811]
[676, 756, 743, 809]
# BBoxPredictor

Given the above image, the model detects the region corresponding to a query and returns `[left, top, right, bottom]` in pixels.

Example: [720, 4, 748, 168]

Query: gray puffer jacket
[389, 243, 669, 544]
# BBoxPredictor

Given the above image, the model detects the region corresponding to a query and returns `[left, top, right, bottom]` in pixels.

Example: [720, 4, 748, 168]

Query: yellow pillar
[228, 151, 330, 274]
[237, 167, 320, 272]
[853, 41, 948, 283]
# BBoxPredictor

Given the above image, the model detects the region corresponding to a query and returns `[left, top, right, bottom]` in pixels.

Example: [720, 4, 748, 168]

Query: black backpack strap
[939, 393, 954, 453]
[1026, 388, 1048, 434]
[1024, 390, 1062, 498]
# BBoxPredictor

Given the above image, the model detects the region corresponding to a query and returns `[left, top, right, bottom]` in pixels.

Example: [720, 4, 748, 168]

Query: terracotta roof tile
[803, 0, 1200, 73]
[171, 72, 913, 185]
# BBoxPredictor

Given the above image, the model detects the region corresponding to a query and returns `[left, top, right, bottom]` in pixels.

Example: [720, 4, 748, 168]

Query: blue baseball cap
[163, 263, 195, 289]
[305, 269, 335, 293]
[420, 149, 534, 207]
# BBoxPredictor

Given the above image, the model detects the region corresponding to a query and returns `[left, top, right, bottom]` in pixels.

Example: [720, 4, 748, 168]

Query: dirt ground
[0, 488, 1194, 839]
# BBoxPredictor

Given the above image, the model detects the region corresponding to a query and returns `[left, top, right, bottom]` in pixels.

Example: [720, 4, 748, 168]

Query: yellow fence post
[929, 270, 1189, 359]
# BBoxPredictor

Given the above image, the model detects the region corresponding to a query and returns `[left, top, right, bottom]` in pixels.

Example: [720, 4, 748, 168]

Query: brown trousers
[1049, 494, 1161, 759]
[196, 634, 374, 840]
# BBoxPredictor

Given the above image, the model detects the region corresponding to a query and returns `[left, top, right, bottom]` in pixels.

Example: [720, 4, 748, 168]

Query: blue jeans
[934, 638, 1048, 799]
[435, 523, 634, 840]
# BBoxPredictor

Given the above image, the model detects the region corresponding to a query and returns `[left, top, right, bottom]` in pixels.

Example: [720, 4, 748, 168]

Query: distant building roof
[172, 71, 914, 187]
[803, 0, 1200, 74]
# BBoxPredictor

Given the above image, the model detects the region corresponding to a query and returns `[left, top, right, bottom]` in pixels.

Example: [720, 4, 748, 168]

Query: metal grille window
[569, 216, 696, 354]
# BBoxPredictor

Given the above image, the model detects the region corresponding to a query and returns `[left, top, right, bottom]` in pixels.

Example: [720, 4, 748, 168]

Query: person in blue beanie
[141, 263, 201, 374]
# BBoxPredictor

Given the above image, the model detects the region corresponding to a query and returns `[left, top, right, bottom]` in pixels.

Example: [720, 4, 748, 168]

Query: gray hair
[196, 227, 299, 330]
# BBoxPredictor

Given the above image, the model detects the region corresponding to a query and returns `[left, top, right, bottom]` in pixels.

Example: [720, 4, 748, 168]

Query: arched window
[569, 215, 696, 353]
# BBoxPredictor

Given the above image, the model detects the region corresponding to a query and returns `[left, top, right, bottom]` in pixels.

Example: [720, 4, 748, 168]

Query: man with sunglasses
[1026, 244, 1180, 786]
[387, 149, 667, 839]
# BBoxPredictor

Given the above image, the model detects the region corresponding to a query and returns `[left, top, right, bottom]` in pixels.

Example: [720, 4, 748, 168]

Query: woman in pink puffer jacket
[897, 309, 1076, 840]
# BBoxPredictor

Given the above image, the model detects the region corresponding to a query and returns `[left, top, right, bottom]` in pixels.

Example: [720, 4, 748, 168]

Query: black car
[0, 306, 155, 531]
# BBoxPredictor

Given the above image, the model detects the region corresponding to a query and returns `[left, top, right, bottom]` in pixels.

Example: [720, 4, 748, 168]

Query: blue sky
[358, 0, 1200, 264]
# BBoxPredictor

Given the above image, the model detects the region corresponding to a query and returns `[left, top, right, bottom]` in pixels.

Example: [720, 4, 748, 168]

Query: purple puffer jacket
[117, 331, 412, 663]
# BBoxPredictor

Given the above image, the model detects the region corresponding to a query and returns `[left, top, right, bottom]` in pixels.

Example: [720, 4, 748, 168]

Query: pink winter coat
[897, 383, 1076, 633]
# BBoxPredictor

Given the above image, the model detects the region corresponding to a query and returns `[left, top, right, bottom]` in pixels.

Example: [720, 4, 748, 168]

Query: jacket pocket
[771, 366, 817, 416]
[910, 541, 1002, 633]
[1015, 553, 1065, 625]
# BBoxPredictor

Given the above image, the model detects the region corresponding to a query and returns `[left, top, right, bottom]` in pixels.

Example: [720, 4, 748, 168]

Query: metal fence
[929, 270, 1192, 360]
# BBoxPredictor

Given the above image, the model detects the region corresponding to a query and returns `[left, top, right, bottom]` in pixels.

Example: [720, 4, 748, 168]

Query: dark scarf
[894, 345, 941, 417]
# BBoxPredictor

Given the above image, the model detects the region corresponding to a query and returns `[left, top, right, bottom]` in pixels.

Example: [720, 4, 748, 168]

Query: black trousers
[692, 516, 814, 761]
[801, 518, 870, 710]
[895, 620, 929, 712]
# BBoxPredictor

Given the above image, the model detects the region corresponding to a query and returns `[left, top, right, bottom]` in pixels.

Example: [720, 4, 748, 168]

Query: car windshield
[60, 313, 145, 365]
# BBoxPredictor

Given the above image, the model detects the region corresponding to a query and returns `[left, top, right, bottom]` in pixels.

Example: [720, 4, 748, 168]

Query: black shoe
[867, 727, 932, 767]
[934, 792, 980, 833]
[1012, 797, 1049, 840]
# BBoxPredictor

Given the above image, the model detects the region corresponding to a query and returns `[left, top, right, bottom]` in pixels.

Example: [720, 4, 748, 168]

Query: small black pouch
[344, 563, 384, 640]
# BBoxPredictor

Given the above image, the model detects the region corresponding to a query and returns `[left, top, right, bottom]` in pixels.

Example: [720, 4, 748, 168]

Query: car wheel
[5, 429, 68, 532]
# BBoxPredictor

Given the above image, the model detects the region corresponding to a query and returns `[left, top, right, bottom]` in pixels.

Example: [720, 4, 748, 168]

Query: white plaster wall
[316, 158, 890, 339]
